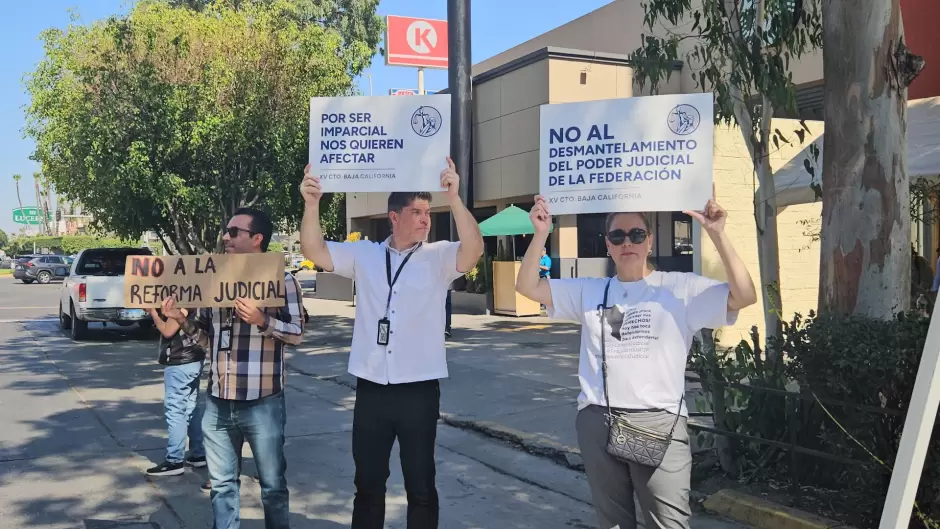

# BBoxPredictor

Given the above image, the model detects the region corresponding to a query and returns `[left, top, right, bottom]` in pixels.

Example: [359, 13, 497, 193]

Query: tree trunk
[754, 97, 783, 341]
[729, 87, 783, 343]
[819, 0, 922, 317]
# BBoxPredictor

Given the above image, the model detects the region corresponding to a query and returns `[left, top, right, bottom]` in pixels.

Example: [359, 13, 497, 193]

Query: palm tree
[12, 173, 24, 219]
[33, 172, 52, 235]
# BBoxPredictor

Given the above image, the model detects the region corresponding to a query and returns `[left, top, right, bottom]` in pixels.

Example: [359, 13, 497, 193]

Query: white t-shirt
[326, 238, 464, 385]
[547, 271, 737, 416]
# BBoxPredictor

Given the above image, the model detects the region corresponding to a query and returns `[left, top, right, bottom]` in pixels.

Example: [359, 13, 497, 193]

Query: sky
[0, 0, 613, 237]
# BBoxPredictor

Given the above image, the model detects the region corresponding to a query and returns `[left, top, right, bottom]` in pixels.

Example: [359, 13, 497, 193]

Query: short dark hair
[605, 212, 653, 233]
[388, 192, 432, 213]
[233, 207, 273, 252]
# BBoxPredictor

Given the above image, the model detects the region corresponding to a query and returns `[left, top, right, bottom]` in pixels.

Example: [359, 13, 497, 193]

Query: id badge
[219, 324, 233, 352]
[377, 318, 390, 346]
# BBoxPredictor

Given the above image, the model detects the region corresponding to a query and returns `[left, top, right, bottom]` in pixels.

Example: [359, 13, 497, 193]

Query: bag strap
[597, 277, 684, 435]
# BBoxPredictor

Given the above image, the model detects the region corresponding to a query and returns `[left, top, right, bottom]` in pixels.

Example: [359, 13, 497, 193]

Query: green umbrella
[478, 205, 553, 237]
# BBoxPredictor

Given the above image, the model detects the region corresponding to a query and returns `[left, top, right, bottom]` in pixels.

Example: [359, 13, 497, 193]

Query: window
[672, 212, 693, 256]
[578, 213, 608, 258]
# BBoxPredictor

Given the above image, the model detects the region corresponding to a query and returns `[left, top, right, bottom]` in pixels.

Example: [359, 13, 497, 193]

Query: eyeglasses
[225, 227, 255, 238]
[606, 228, 649, 246]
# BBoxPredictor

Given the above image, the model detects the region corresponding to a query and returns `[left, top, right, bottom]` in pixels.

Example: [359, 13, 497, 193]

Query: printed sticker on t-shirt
[604, 305, 656, 359]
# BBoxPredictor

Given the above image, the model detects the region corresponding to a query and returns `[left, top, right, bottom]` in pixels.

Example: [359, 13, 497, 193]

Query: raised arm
[162, 298, 211, 349]
[441, 157, 484, 273]
[515, 195, 554, 307]
[147, 307, 183, 339]
[685, 186, 758, 311]
[299, 164, 335, 272]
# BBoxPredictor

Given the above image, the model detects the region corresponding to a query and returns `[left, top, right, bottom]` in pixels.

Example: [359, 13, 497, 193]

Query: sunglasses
[606, 228, 649, 246]
[225, 226, 256, 238]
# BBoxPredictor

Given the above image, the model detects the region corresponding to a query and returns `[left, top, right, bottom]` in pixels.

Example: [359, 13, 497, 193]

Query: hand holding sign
[234, 298, 266, 327]
[162, 297, 187, 324]
[440, 156, 460, 202]
[300, 164, 324, 207]
[530, 195, 552, 236]
[683, 183, 727, 236]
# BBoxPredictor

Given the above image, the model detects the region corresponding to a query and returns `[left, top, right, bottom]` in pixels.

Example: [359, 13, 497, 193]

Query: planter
[492, 260, 541, 317]
[314, 272, 355, 302]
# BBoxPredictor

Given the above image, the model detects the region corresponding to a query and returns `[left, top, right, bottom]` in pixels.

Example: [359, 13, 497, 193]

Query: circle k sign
[385, 15, 449, 69]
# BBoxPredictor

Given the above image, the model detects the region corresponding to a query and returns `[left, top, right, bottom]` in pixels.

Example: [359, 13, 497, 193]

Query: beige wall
[699, 119, 824, 346]
[473, 0, 823, 99]
[472, 59, 549, 203]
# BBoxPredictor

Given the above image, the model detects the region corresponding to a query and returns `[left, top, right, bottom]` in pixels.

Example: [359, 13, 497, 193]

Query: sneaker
[186, 455, 207, 468]
[444, 329, 452, 338]
[201, 480, 211, 492]
[146, 461, 185, 476]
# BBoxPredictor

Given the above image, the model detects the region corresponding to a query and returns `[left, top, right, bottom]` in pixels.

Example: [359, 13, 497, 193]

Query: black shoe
[146, 461, 185, 476]
[201, 480, 211, 492]
[186, 455, 207, 468]
[445, 329, 452, 338]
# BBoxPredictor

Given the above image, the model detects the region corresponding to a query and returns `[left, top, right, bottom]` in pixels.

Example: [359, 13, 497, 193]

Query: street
[0, 276, 743, 528]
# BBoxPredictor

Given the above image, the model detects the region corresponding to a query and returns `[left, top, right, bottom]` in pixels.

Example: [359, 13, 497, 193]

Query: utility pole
[447, 0, 472, 242]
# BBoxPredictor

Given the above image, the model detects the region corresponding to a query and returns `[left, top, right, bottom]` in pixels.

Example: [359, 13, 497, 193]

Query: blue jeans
[203, 391, 289, 529]
[164, 361, 205, 463]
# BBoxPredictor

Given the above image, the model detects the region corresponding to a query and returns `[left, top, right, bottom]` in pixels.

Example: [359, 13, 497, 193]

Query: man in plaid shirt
[163, 207, 305, 529]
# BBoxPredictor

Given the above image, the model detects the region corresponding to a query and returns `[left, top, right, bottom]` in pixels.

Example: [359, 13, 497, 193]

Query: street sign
[385, 15, 449, 69]
[389, 88, 442, 96]
[12, 207, 52, 225]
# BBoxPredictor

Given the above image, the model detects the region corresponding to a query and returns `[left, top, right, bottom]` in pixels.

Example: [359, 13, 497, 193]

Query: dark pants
[445, 290, 452, 331]
[351, 378, 441, 529]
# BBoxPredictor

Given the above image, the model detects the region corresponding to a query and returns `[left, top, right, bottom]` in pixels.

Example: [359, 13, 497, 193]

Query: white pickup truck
[58, 247, 155, 340]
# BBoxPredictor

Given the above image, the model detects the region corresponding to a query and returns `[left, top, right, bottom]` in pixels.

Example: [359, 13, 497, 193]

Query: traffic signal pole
[448, 0, 472, 238]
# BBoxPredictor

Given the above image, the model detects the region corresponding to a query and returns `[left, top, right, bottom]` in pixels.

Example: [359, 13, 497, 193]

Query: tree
[0, 228, 8, 250]
[25, 0, 377, 254]
[629, 0, 822, 341]
[12, 174, 24, 217]
[818, 2, 924, 317]
[167, 0, 383, 76]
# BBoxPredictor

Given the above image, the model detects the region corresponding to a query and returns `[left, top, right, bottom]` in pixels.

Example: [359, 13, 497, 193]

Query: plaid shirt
[182, 272, 305, 400]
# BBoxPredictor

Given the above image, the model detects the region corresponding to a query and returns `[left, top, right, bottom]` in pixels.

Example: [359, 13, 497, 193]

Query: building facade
[345, 0, 940, 344]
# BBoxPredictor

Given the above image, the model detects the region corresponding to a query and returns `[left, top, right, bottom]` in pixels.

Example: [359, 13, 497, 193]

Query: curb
[703, 489, 857, 529]
[438, 414, 584, 470]
[285, 361, 586, 469]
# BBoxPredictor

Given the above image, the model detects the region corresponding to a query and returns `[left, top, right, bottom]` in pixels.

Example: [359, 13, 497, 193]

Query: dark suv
[14, 255, 72, 284]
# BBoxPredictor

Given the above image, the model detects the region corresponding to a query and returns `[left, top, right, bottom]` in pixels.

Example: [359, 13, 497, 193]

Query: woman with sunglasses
[516, 192, 757, 529]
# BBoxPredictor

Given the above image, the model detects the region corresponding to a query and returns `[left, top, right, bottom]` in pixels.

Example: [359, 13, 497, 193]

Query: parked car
[12, 255, 40, 283]
[15, 255, 72, 284]
[59, 247, 154, 340]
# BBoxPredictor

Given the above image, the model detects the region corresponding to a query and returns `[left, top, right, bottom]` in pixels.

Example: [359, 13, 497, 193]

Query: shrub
[693, 311, 940, 526]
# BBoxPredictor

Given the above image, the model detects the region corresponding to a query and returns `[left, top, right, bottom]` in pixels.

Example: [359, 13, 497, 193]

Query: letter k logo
[406, 20, 437, 54]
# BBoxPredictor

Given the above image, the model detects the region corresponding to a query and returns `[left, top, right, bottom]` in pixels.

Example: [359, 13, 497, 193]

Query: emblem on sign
[667, 104, 701, 136]
[411, 106, 442, 137]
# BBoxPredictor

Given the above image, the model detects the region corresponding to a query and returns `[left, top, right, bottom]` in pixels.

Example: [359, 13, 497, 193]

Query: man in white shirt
[298, 157, 483, 529]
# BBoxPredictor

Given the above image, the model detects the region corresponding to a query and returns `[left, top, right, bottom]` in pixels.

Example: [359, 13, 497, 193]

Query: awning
[478, 205, 553, 236]
[774, 96, 940, 207]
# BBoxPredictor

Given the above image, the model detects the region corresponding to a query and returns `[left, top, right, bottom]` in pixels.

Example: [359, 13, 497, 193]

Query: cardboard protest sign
[539, 93, 714, 215]
[123, 253, 286, 308]
[309, 94, 451, 192]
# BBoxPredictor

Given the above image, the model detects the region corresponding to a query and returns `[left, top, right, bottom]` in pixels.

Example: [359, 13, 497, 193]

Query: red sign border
[384, 15, 449, 70]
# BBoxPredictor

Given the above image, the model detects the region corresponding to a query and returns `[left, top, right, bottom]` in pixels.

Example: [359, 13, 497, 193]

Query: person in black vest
[145, 308, 207, 476]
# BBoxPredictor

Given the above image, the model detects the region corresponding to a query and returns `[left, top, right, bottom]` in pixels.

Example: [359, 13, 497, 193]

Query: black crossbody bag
[598, 278, 683, 468]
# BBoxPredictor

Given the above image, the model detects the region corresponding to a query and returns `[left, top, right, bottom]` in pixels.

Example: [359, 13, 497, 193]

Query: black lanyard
[385, 243, 422, 316]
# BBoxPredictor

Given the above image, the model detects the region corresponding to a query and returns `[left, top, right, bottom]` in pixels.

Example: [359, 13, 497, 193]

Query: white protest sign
[539, 93, 714, 215]
[309, 95, 451, 192]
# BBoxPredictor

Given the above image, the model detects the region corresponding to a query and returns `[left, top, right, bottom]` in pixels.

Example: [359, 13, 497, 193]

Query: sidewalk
[295, 298, 710, 467]
[294, 299, 582, 460]
[294, 299, 728, 519]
